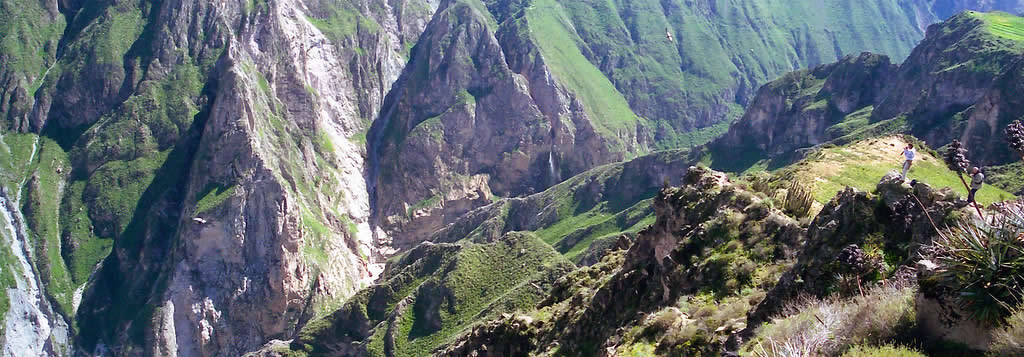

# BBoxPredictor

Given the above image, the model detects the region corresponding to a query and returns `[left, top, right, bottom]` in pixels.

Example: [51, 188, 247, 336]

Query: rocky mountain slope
[2, 0, 437, 355]
[263, 11, 1024, 357]
[1, 0, 1023, 356]
[294, 163, 975, 356]
[367, 0, 1024, 259]
[245, 149, 691, 355]
[712, 10, 1024, 171]
[268, 135, 1017, 356]
[438, 163, 1015, 356]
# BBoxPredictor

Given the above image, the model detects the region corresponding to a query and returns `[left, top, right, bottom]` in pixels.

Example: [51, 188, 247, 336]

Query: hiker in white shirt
[899, 143, 915, 181]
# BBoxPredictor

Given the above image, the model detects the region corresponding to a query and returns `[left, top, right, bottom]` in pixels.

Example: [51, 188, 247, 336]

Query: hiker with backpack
[968, 166, 985, 205]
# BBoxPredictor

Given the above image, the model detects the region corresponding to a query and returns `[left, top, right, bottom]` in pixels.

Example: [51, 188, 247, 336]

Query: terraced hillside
[985, 10, 1024, 40]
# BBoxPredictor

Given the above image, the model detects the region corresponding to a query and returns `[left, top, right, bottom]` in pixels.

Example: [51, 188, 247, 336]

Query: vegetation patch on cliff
[194, 183, 237, 215]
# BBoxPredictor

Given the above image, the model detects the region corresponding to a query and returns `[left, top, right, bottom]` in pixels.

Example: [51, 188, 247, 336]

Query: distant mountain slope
[2, 0, 438, 354]
[369, 0, 1024, 251]
[712, 11, 1024, 173]
[423, 149, 692, 264]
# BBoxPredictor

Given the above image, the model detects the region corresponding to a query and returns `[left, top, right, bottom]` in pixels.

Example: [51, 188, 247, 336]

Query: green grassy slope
[0, 134, 80, 318]
[0, 0, 65, 110]
[537, 0, 927, 141]
[430, 149, 692, 264]
[977, 11, 1024, 42]
[703, 11, 1024, 175]
[468, 0, 974, 153]
[986, 161, 1024, 194]
[525, 0, 645, 152]
[776, 136, 1015, 205]
[922, 11, 1024, 77]
[290, 233, 574, 356]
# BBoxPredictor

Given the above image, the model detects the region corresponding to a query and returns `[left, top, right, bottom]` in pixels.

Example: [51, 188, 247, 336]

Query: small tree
[945, 140, 984, 218]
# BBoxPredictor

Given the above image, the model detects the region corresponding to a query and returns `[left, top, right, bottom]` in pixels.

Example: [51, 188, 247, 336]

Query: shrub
[749, 172, 775, 195]
[657, 294, 754, 355]
[989, 306, 1024, 355]
[744, 285, 916, 357]
[701, 252, 756, 296]
[926, 205, 1024, 324]
[841, 344, 925, 357]
[643, 307, 683, 338]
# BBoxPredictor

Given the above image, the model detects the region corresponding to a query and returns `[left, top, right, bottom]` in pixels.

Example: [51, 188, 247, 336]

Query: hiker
[899, 143, 916, 180]
[968, 166, 985, 204]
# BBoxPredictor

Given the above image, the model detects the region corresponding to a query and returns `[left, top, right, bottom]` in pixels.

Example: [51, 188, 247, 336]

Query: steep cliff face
[713, 53, 897, 158]
[70, 1, 439, 355]
[0, 0, 63, 132]
[3, 0, 435, 355]
[0, 136, 72, 356]
[711, 11, 1024, 169]
[368, 0, 628, 249]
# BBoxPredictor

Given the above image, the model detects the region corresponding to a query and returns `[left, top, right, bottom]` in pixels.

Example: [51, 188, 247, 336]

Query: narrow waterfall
[548, 150, 561, 185]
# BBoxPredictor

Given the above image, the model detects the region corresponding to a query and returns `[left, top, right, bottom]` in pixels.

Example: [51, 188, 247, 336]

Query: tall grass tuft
[989, 306, 1024, 355]
[746, 284, 916, 357]
[840, 344, 925, 357]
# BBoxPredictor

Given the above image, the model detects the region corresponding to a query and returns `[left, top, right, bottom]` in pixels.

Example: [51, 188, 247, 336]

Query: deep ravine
[0, 137, 70, 356]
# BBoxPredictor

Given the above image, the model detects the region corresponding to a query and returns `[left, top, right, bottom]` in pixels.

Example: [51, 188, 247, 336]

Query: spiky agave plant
[783, 181, 814, 218]
[1006, 120, 1024, 160]
[929, 205, 1024, 324]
